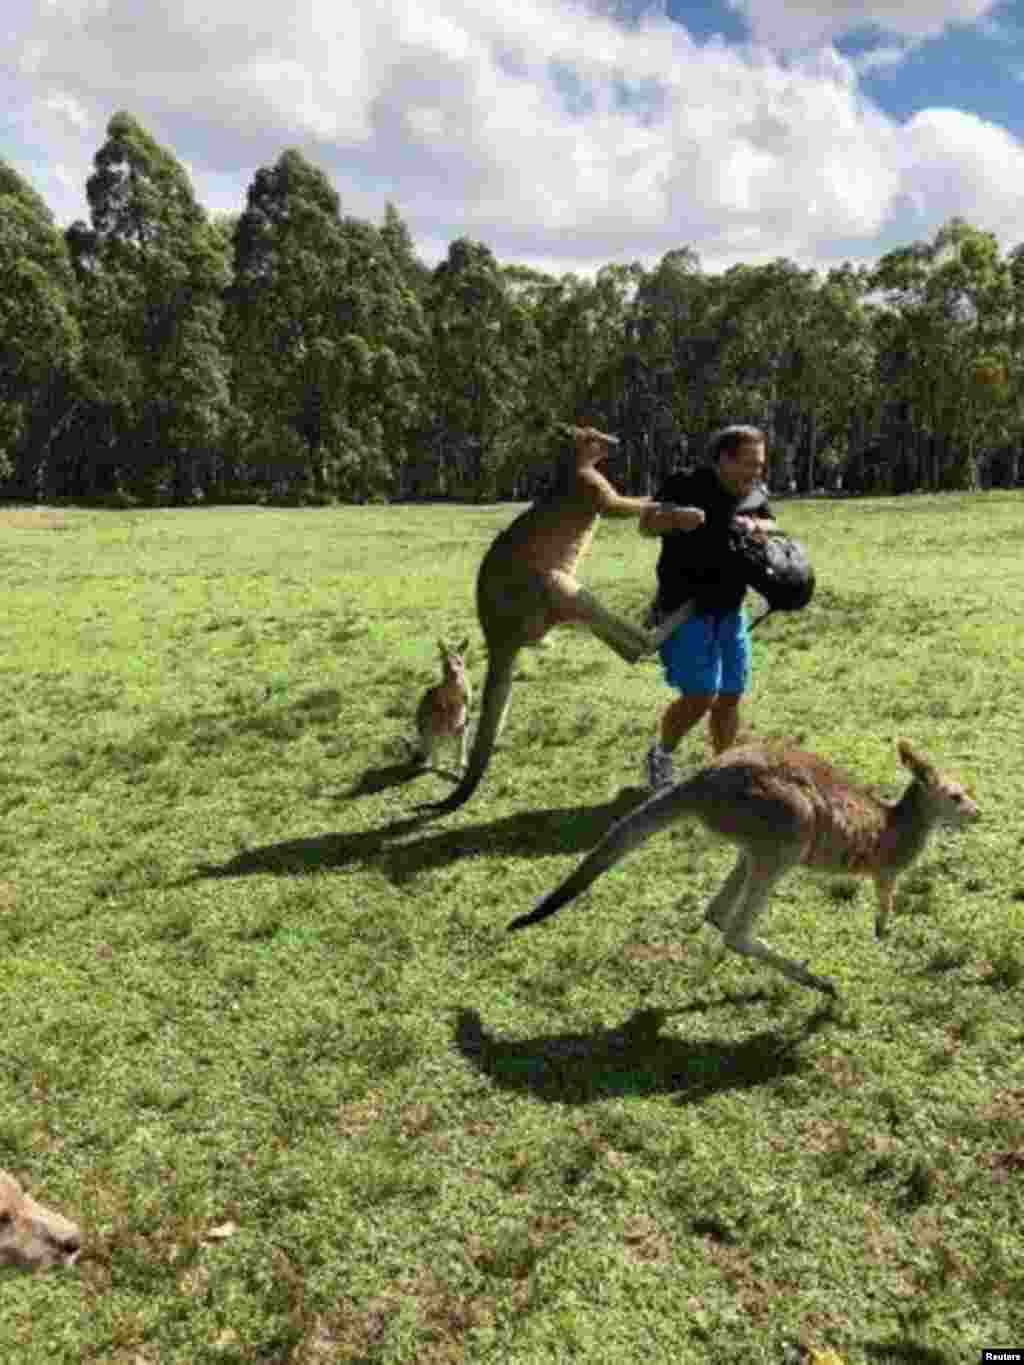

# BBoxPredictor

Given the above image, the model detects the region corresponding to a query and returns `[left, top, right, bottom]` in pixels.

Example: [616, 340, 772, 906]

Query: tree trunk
[917, 428, 928, 494]
[806, 409, 816, 492]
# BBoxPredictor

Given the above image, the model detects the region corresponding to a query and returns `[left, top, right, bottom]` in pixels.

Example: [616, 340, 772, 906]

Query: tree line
[3, 111, 1022, 506]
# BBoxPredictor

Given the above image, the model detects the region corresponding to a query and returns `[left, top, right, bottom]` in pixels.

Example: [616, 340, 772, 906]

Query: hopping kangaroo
[0, 1169, 81, 1274]
[412, 638, 472, 772]
[508, 740, 979, 998]
[425, 425, 683, 814]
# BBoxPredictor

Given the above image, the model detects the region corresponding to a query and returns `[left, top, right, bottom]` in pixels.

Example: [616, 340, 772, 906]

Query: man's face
[717, 439, 766, 497]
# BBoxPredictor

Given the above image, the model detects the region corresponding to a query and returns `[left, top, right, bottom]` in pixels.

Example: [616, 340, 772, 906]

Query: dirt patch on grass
[0, 506, 69, 531]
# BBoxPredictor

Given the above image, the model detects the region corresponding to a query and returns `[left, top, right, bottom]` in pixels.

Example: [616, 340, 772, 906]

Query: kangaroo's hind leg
[701, 852, 750, 932]
[457, 720, 469, 771]
[546, 573, 653, 662]
[409, 732, 432, 766]
[721, 847, 837, 997]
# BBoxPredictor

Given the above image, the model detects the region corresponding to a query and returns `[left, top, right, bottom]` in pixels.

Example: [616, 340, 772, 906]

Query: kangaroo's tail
[507, 778, 696, 931]
[419, 642, 517, 815]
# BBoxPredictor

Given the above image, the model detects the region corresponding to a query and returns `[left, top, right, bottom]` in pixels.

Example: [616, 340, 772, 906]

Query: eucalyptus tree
[65, 112, 230, 500]
[0, 160, 81, 492]
[229, 154, 426, 499]
[868, 243, 930, 489]
[380, 201, 431, 302]
[999, 241, 1024, 485]
[930, 219, 1015, 487]
[629, 248, 704, 482]
[495, 264, 571, 496]
[795, 265, 877, 490]
[426, 238, 536, 498]
[570, 262, 651, 488]
[228, 150, 349, 496]
[870, 218, 1013, 489]
[335, 213, 429, 499]
[496, 263, 647, 495]
[701, 261, 818, 482]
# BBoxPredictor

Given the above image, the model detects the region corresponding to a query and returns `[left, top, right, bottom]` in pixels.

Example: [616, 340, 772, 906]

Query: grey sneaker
[644, 744, 675, 790]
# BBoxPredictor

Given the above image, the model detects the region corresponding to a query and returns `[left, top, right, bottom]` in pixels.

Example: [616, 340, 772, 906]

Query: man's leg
[646, 693, 713, 789]
[710, 609, 752, 755]
[645, 612, 719, 789]
[661, 694, 715, 751]
[709, 692, 741, 754]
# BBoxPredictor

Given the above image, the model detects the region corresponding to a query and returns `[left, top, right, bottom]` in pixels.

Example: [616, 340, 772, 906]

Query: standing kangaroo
[412, 638, 472, 773]
[423, 425, 687, 814]
[508, 740, 979, 999]
[0, 1169, 81, 1274]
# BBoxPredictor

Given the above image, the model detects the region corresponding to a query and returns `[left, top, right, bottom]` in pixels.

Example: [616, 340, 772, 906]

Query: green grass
[1, 493, 1022, 1363]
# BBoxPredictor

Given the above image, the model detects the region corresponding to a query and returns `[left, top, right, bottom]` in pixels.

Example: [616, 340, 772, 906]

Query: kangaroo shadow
[176, 788, 651, 887]
[345, 758, 433, 797]
[453, 1004, 834, 1106]
[863, 1343, 954, 1365]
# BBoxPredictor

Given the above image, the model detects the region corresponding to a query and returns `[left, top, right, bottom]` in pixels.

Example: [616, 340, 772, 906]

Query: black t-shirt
[653, 466, 775, 615]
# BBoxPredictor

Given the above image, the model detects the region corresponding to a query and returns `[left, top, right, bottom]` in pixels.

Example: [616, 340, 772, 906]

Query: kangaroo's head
[438, 638, 470, 683]
[0, 1171, 82, 1275]
[559, 423, 620, 468]
[897, 740, 980, 829]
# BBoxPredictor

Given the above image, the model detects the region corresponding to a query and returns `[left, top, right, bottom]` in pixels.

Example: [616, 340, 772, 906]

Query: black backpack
[728, 525, 815, 630]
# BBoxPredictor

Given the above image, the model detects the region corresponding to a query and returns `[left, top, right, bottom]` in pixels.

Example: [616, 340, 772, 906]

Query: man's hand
[666, 505, 705, 532]
[733, 514, 770, 543]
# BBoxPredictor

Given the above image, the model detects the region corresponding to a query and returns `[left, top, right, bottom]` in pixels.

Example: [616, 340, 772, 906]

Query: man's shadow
[453, 1004, 835, 1105]
[174, 787, 652, 888]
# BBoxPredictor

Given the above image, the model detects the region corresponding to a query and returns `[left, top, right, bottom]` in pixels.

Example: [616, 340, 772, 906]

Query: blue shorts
[658, 607, 751, 696]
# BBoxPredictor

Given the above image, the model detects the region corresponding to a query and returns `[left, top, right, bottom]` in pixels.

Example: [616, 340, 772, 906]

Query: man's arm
[639, 503, 706, 536]
[638, 471, 706, 536]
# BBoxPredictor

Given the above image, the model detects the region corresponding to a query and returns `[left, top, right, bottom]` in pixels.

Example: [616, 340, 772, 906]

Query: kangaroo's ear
[897, 739, 936, 782]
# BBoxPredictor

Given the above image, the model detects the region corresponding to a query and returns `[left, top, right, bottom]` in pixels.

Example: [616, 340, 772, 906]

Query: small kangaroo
[508, 740, 979, 999]
[412, 638, 472, 773]
[0, 1169, 81, 1274]
[423, 425, 684, 814]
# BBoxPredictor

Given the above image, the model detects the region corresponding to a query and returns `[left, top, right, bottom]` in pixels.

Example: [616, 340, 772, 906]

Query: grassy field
[1, 492, 1022, 1364]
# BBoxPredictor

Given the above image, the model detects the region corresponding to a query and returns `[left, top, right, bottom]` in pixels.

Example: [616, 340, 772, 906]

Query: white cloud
[901, 108, 1024, 235]
[850, 44, 913, 74]
[729, 0, 998, 50]
[5, 0, 1024, 281]
[43, 91, 92, 132]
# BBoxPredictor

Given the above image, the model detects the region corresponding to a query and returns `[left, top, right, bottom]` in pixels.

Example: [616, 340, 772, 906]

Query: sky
[6, 0, 1024, 280]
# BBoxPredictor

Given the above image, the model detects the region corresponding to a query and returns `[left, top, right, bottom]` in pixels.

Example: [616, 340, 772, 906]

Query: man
[638, 425, 776, 789]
